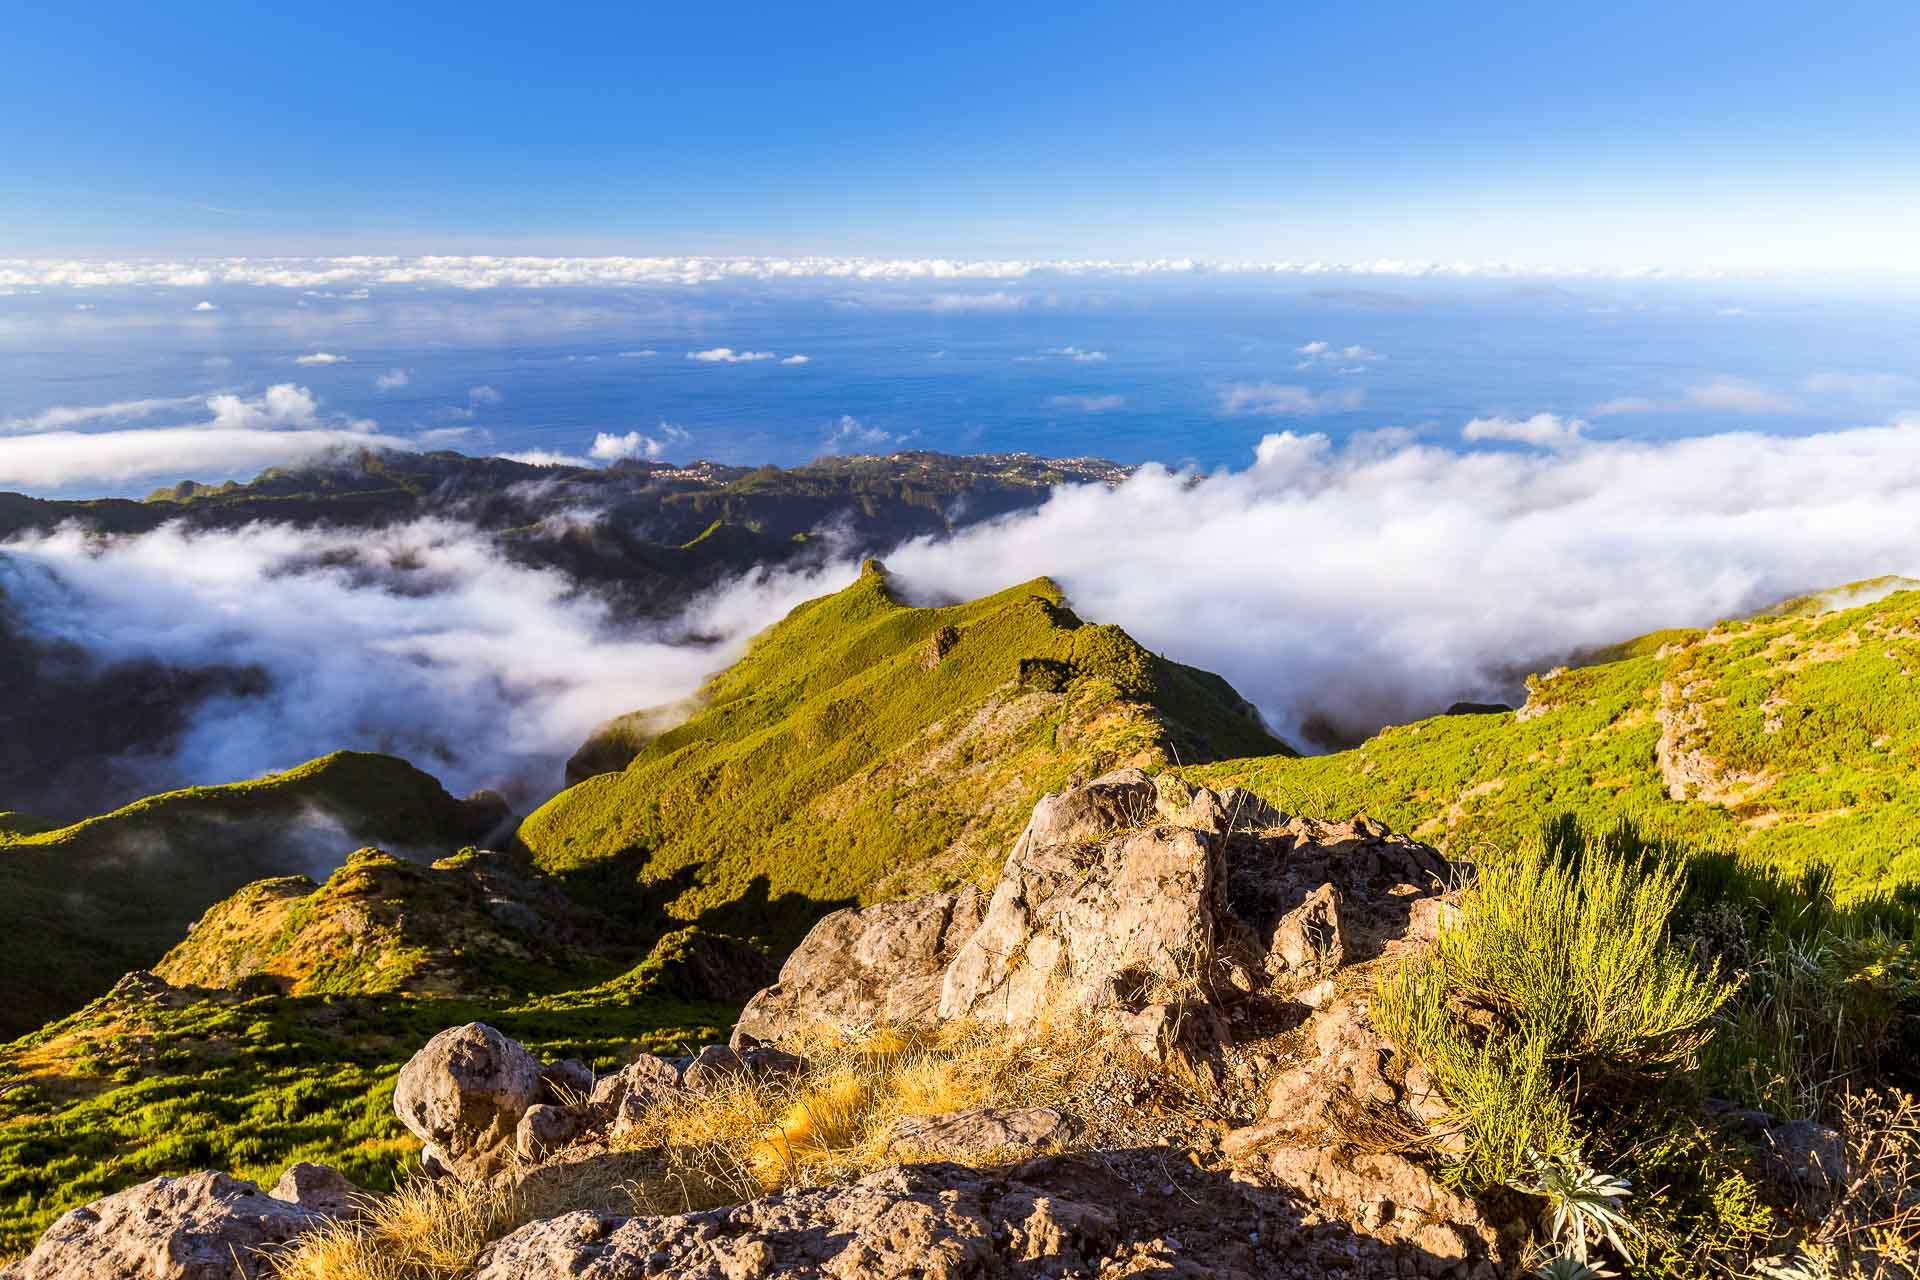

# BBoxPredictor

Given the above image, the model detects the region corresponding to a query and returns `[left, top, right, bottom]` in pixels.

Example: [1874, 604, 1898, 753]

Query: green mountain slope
[0, 752, 506, 1037]
[1193, 586, 1920, 896]
[520, 560, 1285, 945]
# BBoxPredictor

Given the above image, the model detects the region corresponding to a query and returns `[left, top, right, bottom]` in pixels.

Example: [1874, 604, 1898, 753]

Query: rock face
[394, 1022, 546, 1180]
[733, 890, 987, 1045]
[0, 1172, 327, 1280]
[472, 1151, 1505, 1280]
[889, 1106, 1079, 1159]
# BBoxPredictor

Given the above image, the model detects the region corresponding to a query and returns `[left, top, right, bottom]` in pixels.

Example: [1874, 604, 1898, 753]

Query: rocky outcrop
[0, 1172, 328, 1280]
[733, 890, 987, 1045]
[394, 1022, 546, 1180]
[472, 1150, 1505, 1280]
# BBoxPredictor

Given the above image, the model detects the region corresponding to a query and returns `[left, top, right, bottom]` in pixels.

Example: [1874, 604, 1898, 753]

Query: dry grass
[612, 1015, 1125, 1215]
[271, 1177, 520, 1280]
[1811, 1090, 1920, 1279]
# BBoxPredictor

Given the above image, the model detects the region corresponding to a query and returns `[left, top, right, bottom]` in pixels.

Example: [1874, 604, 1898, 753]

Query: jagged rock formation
[394, 1023, 550, 1181]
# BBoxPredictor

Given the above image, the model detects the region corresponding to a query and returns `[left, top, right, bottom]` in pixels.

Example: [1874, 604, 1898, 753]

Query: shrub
[1375, 826, 1736, 1189]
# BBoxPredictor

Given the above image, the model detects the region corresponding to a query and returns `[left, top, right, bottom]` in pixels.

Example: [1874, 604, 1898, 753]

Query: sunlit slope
[0, 752, 503, 1037]
[519, 561, 1284, 941]
[1194, 587, 1920, 895]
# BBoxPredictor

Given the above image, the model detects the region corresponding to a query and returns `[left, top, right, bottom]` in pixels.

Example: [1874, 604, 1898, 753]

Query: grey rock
[681, 1044, 807, 1093]
[516, 1103, 590, 1162]
[1265, 882, 1344, 975]
[2, 1171, 325, 1279]
[393, 1022, 545, 1180]
[268, 1162, 363, 1219]
[732, 889, 987, 1047]
[890, 1106, 1080, 1158]
[589, 1052, 684, 1117]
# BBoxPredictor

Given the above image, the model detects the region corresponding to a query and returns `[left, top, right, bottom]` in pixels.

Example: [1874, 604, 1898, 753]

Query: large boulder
[732, 889, 987, 1046]
[268, 1162, 364, 1219]
[394, 1022, 545, 1180]
[0, 1172, 327, 1280]
[938, 771, 1241, 1033]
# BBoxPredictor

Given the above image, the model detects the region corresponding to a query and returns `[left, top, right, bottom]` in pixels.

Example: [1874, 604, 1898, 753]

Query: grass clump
[1374, 825, 1736, 1189]
[609, 1017, 1118, 1215]
[273, 1176, 520, 1280]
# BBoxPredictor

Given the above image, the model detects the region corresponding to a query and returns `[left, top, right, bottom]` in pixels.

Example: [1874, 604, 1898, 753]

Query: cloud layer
[0, 254, 1728, 292]
[874, 420, 1920, 746]
[0, 520, 848, 808]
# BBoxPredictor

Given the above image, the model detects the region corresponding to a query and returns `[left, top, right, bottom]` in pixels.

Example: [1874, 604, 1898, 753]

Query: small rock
[681, 1044, 806, 1093]
[890, 1106, 1080, 1158]
[269, 1162, 363, 1218]
[517, 1103, 589, 1161]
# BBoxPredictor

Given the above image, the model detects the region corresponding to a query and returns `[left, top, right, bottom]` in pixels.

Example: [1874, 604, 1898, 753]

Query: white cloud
[294, 351, 347, 366]
[495, 448, 588, 467]
[1461, 413, 1587, 449]
[1046, 394, 1127, 413]
[869, 421, 1920, 748]
[2, 394, 204, 435]
[374, 368, 411, 390]
[203, 355, 234, 369]
[1217, 383, 1365, 416]
[588, 422, 690, 462]
[617, 349, 658, 358]
[0, 518, 845, 807]
[687, 347, 776, 363]
[1294, 340, 1383, 373]
[192, 300, 218, 311]
[1685, 376, 1799, 415]
[781, 354, 811, 365]
[1039, 346, 1107, 363]
[0, 385, 405, 489]
[0, 254, 1730, 292]
[416, 426, 479, 447]
[468, 384, 503, 405]
[822, 414, 909, 453]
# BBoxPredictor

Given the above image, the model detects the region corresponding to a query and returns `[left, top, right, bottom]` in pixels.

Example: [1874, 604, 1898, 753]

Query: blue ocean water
[3, 275, 1918, 496]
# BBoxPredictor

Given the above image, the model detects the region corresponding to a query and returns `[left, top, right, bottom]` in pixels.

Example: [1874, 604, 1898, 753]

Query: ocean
[3, 273, 1917, 497]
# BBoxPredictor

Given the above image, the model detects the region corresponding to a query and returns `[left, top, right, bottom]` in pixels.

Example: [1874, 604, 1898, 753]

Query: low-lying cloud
[0, 384, 407, 489]
[874, 420, 1920, 747]
[1218, 383, 1366, 416]
[0, 520, 849, 810]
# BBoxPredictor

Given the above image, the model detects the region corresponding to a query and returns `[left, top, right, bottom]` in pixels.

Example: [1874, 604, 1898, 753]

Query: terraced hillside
[521, 559, 1285, 946]
[1195, 585, 1920, 896]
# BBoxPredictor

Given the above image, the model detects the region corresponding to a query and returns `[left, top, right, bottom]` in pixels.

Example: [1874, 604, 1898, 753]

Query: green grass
[0, 979, 732, 1261]
[1193, 587, 1920, 898]
[1374, 825, 1735, 1188]
[520, 561, 1282, 949]
[0, 752, 501, 1038]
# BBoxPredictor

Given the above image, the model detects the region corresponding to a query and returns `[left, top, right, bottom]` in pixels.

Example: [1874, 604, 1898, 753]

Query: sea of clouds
[6, 417, 1920, 815]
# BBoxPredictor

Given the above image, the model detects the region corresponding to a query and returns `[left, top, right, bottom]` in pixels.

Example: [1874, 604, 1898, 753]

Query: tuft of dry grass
[613, 1014, 1125, 1215]
[272, 1177, 520, 1280]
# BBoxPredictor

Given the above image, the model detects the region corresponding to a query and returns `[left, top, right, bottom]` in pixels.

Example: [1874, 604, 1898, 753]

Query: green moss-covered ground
[0, 977, 731, 1260]
[1193, 588, 1920, 897]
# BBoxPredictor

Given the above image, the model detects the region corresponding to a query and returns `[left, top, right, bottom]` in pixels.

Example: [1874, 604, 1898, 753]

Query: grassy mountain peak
[519, 561, 1284, 945]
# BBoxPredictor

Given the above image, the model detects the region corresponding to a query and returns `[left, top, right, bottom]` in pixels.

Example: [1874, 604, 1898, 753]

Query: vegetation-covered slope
[1194, 586, 1920, 896]
[0, 752, 506, 1037]
[520, 560, 1285, 946]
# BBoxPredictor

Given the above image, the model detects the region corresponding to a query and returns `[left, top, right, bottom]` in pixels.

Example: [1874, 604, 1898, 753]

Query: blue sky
[4, 0, 1917, 270]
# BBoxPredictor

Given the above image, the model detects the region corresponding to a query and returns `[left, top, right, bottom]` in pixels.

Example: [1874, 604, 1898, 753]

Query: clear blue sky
[4, 0, 1917, 270]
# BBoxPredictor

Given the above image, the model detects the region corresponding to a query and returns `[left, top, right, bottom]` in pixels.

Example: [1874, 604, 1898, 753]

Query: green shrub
[1375, 827, 1736, 1188]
